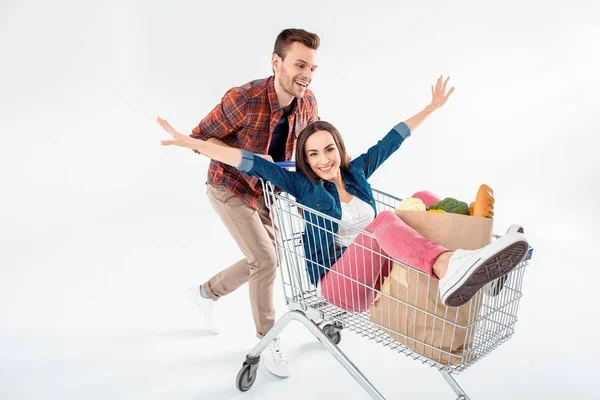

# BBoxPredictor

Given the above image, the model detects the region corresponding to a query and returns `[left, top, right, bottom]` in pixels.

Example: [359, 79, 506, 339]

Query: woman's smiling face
[304, 130, 342, 181]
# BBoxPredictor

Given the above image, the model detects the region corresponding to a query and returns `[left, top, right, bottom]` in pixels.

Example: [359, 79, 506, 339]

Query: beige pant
[203, 184, 278, 339]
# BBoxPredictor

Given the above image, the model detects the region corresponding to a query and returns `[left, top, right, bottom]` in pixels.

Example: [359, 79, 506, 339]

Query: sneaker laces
[208, 300, 218, 317]
[450, 249, 473, 262]
[207, 300, 221, 326]
[268, 337, 287, 363]
[198, 298, 221, 331]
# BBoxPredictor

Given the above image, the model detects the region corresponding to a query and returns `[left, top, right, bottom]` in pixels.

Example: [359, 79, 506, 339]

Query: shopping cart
[235, 163, 533, 399]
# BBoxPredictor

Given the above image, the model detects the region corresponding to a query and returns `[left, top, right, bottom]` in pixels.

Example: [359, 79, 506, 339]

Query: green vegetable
[429, 197, 470, 215]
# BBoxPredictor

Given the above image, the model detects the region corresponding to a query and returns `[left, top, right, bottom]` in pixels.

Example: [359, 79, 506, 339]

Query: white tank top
[334, 196, 375, 246]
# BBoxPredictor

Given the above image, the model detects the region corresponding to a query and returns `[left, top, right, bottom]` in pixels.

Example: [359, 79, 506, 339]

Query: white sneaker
[262, 337, 290, 378]
[185, 286, 221, 334]
[484, 225, 526, 297]
[439, 233, 529, 307]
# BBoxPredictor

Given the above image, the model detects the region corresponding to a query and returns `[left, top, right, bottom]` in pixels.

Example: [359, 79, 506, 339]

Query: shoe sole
[442, 239, 529, 307]
[484, 225, 526, 297]
[262, 362, 290, 378]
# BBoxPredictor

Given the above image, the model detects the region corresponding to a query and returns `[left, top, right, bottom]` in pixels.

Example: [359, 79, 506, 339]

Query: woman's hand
[402, 75, 455, 132]
[158, 116, 244, 167]
[157, 117, 199, 150]
[429, 75, 455, 110]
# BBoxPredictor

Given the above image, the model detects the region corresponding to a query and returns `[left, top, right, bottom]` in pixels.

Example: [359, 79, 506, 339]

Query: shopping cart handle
[274, 161, 296, 168]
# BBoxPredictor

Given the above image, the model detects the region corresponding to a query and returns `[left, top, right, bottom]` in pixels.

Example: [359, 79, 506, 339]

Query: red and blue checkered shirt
[191, 76, 319, 210]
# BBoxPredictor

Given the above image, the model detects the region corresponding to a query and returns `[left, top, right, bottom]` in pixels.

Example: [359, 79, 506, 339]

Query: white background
[1, 0, 598, 399]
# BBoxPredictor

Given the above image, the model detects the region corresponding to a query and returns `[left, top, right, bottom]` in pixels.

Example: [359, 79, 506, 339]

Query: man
[186, 28, 320, 377]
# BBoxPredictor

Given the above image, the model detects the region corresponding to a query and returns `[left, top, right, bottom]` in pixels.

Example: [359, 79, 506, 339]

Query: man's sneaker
[262, 337, 290, 378]
[185, 286, 221, 334]
[439, 233, 529, 307]
[484, 225, 526, 297]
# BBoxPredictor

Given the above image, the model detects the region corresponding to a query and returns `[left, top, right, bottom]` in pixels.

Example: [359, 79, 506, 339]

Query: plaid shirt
[191, 76, 319, 210]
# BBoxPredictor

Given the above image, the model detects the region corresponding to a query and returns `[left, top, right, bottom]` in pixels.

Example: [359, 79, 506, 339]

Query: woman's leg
[371, 210, 450, 278]
[320, 210, 453, 312]
[320, 220, 390, 312]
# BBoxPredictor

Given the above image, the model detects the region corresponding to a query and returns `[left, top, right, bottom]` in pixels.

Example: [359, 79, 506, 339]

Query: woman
[157, 76, 529, 310]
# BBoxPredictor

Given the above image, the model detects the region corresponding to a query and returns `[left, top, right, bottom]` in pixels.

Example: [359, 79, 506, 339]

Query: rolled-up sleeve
[392, 121, 411, 140]
[237, 150, 255, 172]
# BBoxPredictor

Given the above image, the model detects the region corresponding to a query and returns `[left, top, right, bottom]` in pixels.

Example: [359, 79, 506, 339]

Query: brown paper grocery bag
[369, 210, 493, 365]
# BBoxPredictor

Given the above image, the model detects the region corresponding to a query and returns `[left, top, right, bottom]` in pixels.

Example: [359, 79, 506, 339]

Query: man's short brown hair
[274, 28, 320, 59]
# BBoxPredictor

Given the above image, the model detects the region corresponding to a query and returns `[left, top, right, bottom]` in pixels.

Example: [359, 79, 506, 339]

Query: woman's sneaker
[484, 225, 525, 297]
[439, 232, 529, 307]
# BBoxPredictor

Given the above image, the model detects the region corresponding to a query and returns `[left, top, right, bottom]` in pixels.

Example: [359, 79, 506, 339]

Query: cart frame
[235, 179, 533, 399]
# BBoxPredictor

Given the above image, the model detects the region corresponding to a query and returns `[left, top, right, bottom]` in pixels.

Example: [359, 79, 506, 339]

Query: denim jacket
[237, 122, 411, 284]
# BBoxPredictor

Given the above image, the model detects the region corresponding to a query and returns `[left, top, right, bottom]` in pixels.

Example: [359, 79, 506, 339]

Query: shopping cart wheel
[457, 396, 467, 400]
[322, 323, 342, 345]
[235, 356, 259, 392]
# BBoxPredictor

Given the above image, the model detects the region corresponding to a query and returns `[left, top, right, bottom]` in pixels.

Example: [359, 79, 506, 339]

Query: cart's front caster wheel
[456, 396, 467, 400]
[236, 358, 259, 392]
[322, 324, 342, 345]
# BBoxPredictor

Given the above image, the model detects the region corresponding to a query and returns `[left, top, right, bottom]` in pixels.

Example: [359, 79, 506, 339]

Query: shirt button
[316, 203, 320, 207]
